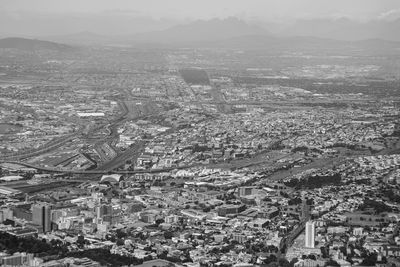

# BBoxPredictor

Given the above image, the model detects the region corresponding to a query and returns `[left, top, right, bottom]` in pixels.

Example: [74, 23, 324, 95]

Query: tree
[361, 253, 378, 266]
[326, 259, 340, 267]
[202, 206, 211, 212]
[278, 258, 290, 267]
[264, 254, 277, 264]
[164, 231, 173, 239]
[116, 229, 127, 239]
[116, 238, 124, 246]
[77, 235, 85, 248]
[155, 218, 165, 226]
[288, 197, 302, 205]
[289, 258, 298, 267]
[22, 172, 34, 179]
[67, 248, 143, 266]
[320, 247, 329, 258]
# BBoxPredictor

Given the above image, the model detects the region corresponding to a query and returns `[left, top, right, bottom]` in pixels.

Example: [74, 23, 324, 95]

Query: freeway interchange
[0, 97, 158, 174]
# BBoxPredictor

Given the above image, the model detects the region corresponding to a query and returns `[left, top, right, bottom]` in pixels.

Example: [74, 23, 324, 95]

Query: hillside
[0, 37, 74, 51]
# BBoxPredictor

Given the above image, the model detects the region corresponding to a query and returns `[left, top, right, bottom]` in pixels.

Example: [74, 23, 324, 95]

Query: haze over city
[0, 1, 400, 267]
[1, 0, 400, 39]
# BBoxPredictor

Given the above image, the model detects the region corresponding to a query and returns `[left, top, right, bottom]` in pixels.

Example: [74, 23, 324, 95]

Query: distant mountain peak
[131, 17, 270, 44]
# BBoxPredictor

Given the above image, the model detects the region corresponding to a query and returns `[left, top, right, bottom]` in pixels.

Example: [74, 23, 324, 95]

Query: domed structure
[100, 174, 122, 184]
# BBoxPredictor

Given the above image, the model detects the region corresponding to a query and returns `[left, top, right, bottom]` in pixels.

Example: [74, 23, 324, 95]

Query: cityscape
[0, 0, 400, 267]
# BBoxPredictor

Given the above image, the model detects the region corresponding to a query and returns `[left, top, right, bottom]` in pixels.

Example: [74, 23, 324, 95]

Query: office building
[1, 252, 34, 267]
[305, 221, 315, 248]
[95, 204, 112, 219]
[32, 203, 52, 233]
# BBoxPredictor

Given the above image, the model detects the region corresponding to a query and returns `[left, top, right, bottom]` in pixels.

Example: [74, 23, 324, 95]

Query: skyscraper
[32, 203, 51, 233]
[305, 220, 315, 248]
[95, 204, 112, 219]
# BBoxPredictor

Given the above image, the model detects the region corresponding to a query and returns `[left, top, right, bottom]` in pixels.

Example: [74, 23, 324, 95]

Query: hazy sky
[1, 0, 400, 36]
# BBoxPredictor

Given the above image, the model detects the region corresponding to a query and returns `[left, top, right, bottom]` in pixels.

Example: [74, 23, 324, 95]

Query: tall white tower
[305, 221, 315, 248]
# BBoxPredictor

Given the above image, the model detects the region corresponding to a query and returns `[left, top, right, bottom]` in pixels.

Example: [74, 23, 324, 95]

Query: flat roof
[77, 112, 105, 117]
[0, 175, 24, 181]
[0, 186, 22, 195]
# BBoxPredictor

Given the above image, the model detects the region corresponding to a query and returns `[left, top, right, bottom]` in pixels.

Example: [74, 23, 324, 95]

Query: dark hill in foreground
[0, 37, 74, 52]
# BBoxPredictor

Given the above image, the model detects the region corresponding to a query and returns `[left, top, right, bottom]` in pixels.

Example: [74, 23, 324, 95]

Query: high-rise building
[305, 221, 315, 248]
[32, 203, 51, 233]
[238, 187, 255, 197]
[95, 204, 112, 219]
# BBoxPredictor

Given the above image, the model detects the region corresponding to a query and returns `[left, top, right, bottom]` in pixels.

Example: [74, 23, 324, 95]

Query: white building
[305, 221, 315, 248]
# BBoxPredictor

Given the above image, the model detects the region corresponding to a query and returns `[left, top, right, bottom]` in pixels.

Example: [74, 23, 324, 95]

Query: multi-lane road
[0, 96, 166, 175]
[0, 132, 80, 161]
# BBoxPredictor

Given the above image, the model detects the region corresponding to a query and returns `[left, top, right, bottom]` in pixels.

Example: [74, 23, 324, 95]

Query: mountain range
[126, 18, 400, 54]
[130, 17, 268, 44]
[280, 17, 400, 41]
[2, 18, 400, 54]
[34, 17, 400, 45]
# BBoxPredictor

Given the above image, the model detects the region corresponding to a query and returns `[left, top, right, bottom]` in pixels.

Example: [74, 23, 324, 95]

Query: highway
[0, 133, 80, 161]
[278, 220, 306, 256]
[0, 96, 130, 161]
[0, 159, 199, 175]
[93, 141, 145, 172]
[0, 96, 351, 163]
[0, 96, 308, 175]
